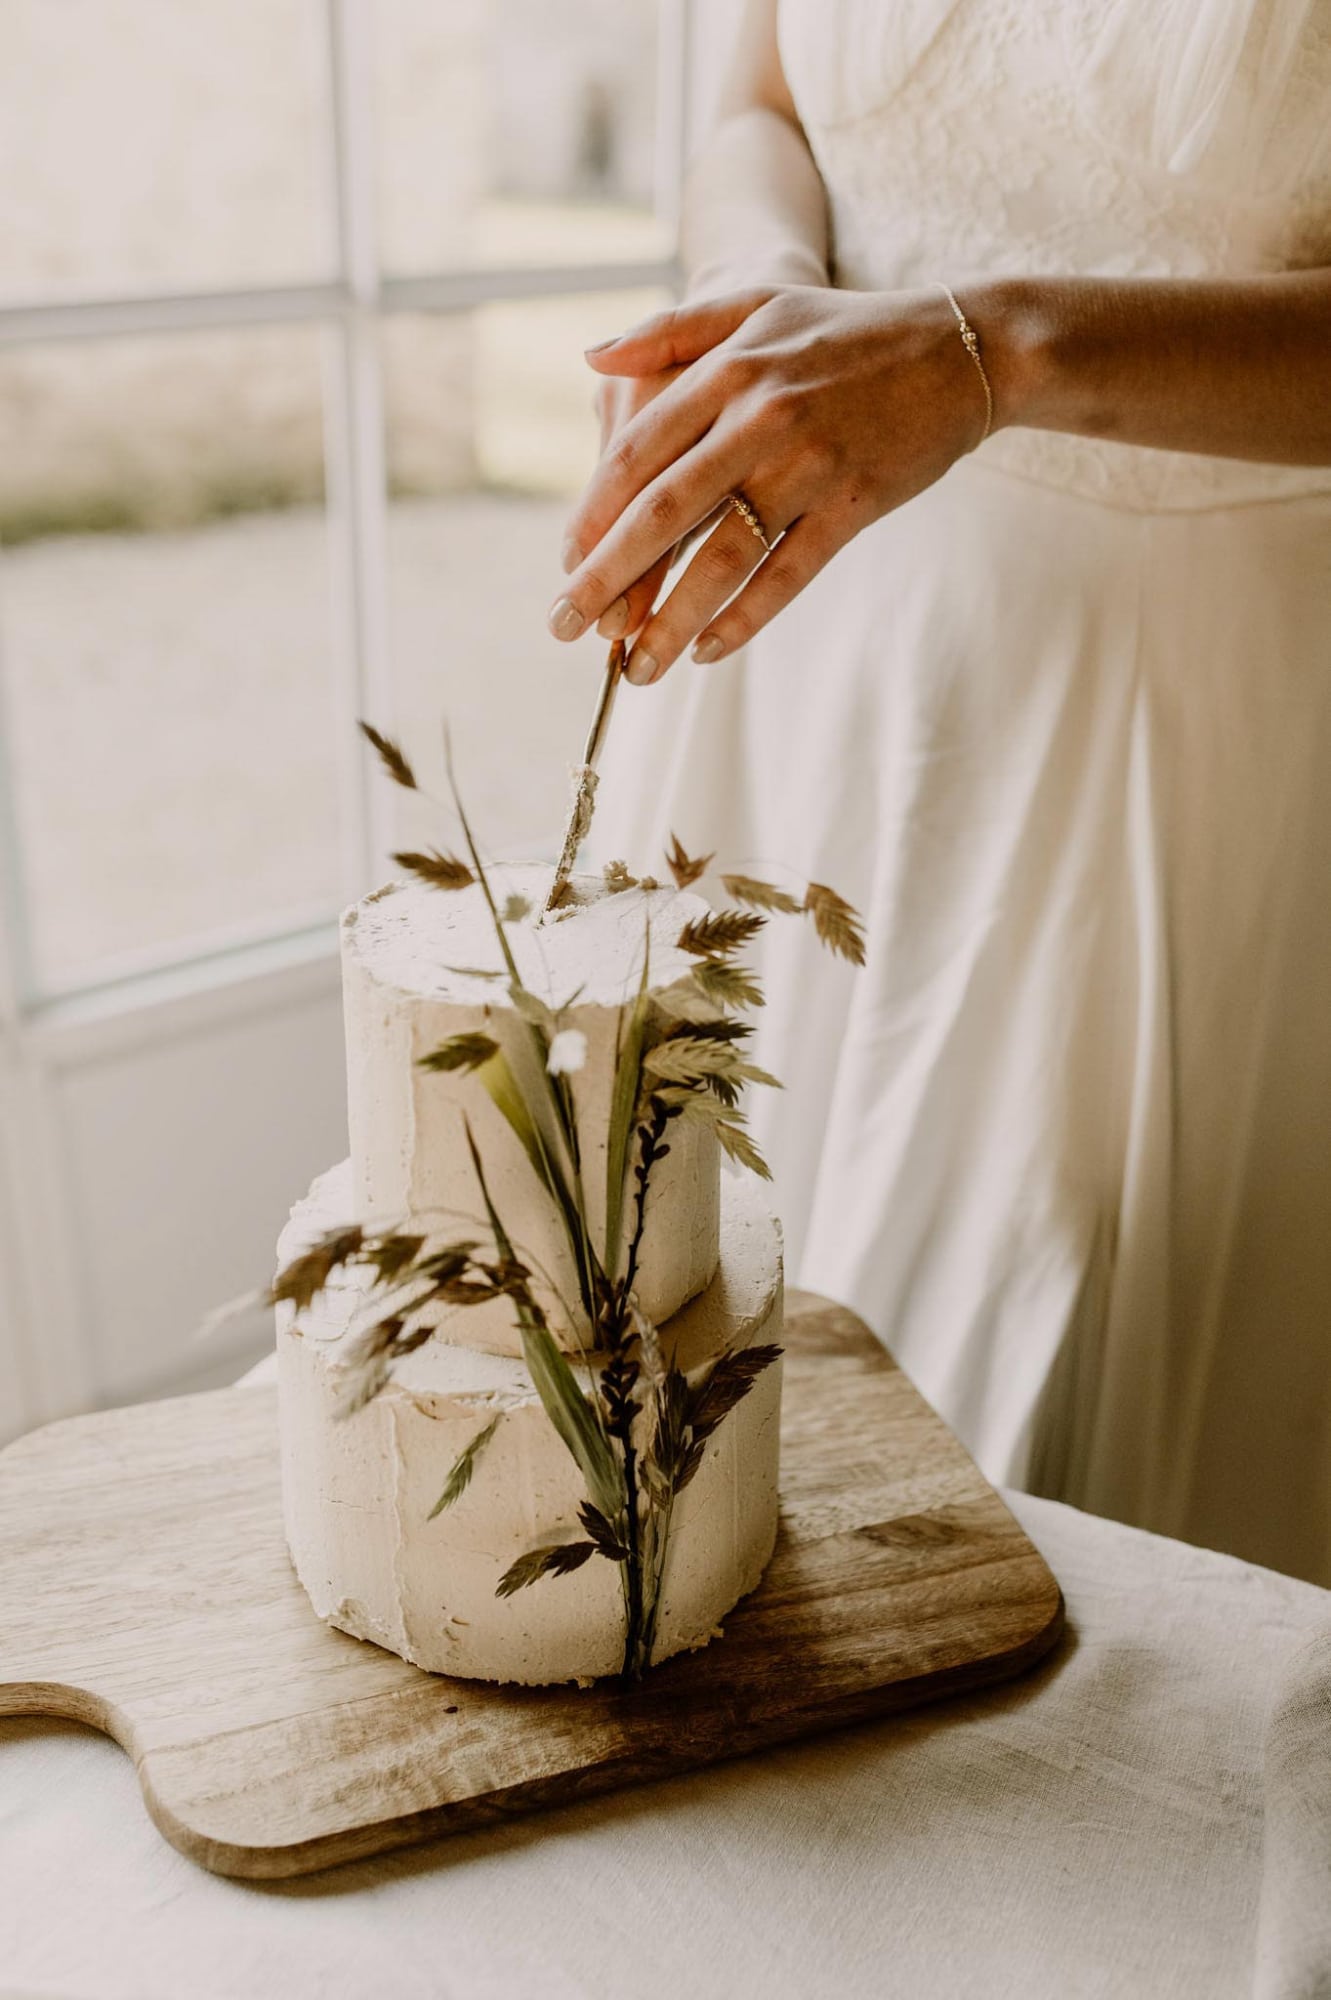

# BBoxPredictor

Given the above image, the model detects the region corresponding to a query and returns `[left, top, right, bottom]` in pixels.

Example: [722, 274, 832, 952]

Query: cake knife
[542, 637, 626, 917]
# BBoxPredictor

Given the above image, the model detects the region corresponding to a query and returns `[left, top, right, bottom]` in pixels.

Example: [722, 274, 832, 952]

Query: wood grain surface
[0, 1292, 1063, 1880]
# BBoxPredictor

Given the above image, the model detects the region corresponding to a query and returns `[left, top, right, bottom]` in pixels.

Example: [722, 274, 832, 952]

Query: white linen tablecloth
[2, 1372, 1329, 2000]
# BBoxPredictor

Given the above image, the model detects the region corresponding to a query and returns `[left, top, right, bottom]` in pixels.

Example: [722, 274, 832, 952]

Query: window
[0, 0, 718, 1432]
[0, 0, 690, 1008]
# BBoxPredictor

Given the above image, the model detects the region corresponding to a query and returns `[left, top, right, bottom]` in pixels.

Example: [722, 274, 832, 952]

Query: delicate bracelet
[937, 282, 994, 445]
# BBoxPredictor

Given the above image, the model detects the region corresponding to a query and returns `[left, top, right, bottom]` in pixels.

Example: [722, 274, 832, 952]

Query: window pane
[381, 290, 667, 861]
[0, 326, 345, 992]
[375, 1, 671, 275]
[0, 0, 330, 305]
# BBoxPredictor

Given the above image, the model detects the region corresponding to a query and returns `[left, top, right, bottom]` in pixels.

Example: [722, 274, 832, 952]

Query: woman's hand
[578, 362, 683, 645]
[549, 284, 992, 684]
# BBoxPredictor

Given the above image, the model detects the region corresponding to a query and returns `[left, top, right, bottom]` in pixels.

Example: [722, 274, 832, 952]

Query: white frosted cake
[342, 867, 720, 1350]
[276, 863, 785, 1685]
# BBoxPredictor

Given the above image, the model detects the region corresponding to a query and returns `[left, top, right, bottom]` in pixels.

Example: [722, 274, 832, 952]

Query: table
[1, 1365, 1328, 1999]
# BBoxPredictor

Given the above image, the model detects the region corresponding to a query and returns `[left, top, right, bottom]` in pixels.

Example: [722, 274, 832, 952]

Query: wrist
[962, 276, 1057, 434]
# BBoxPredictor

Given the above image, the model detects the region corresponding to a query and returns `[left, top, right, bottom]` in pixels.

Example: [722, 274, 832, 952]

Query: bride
[548, 0, 1331, 1584]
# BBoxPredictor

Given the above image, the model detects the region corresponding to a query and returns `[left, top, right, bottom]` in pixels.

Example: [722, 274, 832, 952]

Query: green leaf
[462, 1121, 623, 1523]
[428, 1414, 500, 1518]
[479, 1035, 590, 1293]
[507, 982, 558, 1036]
[496, 1540, 598, 1597]
[443, 730, 520, 985]
[474, 1045, 550, 1185]
[604, 922, 652, 1285]
[477, 1032, 579, 1248]
[444, 731, 600, 1321]
[418, 1031, 500, 1074]
[519, 1316, 624, 1522]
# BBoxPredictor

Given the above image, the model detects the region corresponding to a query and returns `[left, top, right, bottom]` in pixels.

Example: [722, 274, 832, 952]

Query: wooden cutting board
[0, 1292, 1063, 1880]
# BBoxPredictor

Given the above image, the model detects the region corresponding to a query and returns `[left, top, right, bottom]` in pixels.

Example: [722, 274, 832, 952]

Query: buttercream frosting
[277, 1158, 784, 1684]
[342, 865, 721, 1352]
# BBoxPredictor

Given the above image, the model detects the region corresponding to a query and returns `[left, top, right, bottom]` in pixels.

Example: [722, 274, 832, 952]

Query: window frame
[0, 0, 690, 1021]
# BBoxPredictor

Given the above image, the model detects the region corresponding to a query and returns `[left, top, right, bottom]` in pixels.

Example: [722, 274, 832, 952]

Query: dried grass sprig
[655, 1084, 773, 1180]
[319, 723, 865, 1676]
[496, 1540, 597, 1597]
[269, 1225, 365, 1313]
[693, 958, 766, 1010]
[392, 847, 475, 891]
[720, 873, 803, 915]
[804, 882, 867, 965]
[358, 720, 418, 791]
[418, 1032, 500, 1074]
[665, 833, 713, 890]
[362, 1234, 427, 1284]
[689, 1343, 783, 1448]
[677, 909, 765, 959]
[603, 859, 637, 894]
[429, 1415, 500, 1519]
[579, 1500, 631, 1561]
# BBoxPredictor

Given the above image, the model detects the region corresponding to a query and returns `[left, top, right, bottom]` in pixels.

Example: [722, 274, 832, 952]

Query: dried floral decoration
[272, 726, 865, 1682]
[391, 849, 475, 892]
[665, 834, 713, 891]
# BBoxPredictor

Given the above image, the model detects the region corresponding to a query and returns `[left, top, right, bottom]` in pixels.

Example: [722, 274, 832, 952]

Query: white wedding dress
[589, 0, 1331, 1584]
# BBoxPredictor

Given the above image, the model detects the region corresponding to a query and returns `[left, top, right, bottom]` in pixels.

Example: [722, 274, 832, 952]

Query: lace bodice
[778, 0, 1331, 508]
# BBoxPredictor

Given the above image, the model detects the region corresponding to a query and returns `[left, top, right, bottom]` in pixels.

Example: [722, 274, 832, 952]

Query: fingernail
[561, 536, 583, 574]
[598, 595, 630, 638]
[692, 634, 724, 664]
[626, 646, 657, 686]
[548, 597, 586, 641]
[584, 337, 617, 355]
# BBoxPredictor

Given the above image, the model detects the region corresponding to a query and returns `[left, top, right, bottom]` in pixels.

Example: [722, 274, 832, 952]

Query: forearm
[682, 107, 830, 301]
[978, 271, 1331, 466]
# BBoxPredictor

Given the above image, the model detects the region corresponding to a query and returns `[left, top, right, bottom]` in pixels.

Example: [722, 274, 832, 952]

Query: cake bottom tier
[276, 1162, 784, 1685]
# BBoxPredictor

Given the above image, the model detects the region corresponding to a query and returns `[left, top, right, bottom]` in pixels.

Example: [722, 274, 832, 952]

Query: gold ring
[727, 490, 776, 554]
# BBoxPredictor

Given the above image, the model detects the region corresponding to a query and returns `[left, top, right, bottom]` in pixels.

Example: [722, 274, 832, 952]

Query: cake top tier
[343, 864, 706, 1008]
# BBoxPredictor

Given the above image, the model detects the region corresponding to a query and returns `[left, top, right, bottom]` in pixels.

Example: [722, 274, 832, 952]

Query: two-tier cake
[275, 864, 784, 1685]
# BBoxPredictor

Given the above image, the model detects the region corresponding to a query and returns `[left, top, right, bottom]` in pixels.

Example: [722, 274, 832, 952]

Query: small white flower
[546, 1028, 588, 1077]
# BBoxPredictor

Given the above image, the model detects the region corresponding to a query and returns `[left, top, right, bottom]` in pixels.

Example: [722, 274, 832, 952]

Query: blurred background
[0, 0, 740, 1439]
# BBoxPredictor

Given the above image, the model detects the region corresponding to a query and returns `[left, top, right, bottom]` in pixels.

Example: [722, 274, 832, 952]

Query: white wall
[0, 948, 347, 1443]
